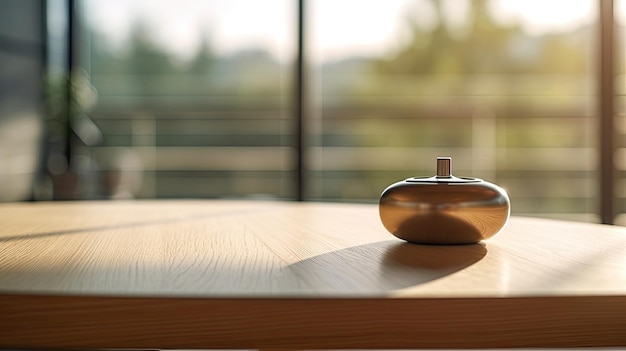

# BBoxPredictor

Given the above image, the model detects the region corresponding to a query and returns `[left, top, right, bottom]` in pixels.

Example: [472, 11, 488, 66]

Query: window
[75, 0, 295, 199]
[309, 0, 597, 222]
[44, 0, 626, 224]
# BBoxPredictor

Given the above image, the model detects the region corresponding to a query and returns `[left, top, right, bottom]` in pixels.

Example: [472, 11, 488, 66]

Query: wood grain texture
[2, 295, 626, 349]
[1, 200, 626, 349]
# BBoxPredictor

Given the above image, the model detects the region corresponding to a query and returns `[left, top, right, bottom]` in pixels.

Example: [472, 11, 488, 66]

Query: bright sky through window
[85, 0, 623, 62]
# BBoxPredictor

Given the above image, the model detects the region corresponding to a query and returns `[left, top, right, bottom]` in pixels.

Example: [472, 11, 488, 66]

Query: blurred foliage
[87, 0, 592, 98]
[90, 20, 282, 97]
[376, 0, 587, 75]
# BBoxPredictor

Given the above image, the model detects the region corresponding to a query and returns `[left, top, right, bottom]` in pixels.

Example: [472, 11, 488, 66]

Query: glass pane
[309, 0, 597, 221]
[76, 0, 294, 199]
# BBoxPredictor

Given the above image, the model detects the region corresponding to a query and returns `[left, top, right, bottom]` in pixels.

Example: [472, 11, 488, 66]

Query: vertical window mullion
[599, 0, 616, 224]
[294, 0, 306, 201]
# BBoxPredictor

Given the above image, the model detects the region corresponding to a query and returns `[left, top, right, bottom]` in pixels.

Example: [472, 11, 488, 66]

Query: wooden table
[1, 200, 625, 349]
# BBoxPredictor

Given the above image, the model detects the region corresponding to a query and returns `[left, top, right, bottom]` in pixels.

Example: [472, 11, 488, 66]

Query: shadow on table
[0, 207, 262, 243]
[285, 240, 486, 294]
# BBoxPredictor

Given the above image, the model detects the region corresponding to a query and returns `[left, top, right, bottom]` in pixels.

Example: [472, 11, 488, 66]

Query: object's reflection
[286, 240, 486, 294]
[395, 212, 484, 244]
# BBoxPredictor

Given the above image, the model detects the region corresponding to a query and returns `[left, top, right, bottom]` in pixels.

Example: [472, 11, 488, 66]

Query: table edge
[2, 293, 625, 349]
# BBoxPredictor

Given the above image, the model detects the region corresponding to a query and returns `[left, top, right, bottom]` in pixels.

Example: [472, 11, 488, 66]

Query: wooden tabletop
[1, 200, 625, 349]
